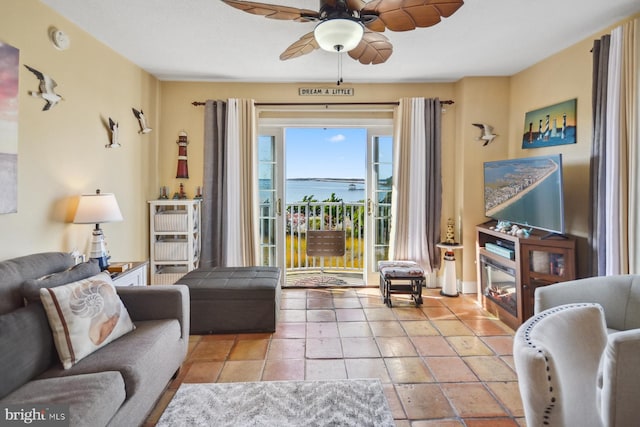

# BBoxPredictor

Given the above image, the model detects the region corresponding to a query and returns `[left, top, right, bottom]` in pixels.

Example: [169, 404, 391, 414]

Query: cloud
[328, 134, 346, 143]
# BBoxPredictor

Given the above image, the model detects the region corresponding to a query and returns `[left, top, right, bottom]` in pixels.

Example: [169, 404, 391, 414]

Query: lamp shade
[73, 190, 123, 224]
[314, 19, 364, 53]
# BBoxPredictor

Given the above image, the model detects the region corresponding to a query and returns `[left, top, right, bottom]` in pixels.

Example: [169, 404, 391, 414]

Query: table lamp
[73, 189, 123, 270]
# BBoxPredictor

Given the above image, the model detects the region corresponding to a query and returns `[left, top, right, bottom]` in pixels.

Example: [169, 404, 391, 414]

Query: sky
[285, 127, 366, 179]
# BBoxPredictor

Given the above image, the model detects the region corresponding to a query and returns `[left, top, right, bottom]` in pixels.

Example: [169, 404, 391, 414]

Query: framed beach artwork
[0, 41, 19, 214]
[521, 98, 577, 149]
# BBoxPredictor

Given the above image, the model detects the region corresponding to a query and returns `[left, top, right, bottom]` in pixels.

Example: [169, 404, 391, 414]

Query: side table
[436, 243, 463, 297]
[110, 261, 149, 287]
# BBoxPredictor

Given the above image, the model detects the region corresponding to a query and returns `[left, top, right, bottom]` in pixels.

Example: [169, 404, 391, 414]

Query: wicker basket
[154, 239, 188, 261]
[151, 266, 188, 285]
[154, 211, 188, 232]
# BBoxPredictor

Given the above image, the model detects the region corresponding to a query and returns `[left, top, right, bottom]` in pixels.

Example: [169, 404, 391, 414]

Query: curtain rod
[191, 100, 454, 107]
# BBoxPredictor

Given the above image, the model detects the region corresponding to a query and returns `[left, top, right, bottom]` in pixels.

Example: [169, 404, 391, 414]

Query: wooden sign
[299, 87, 354, 96]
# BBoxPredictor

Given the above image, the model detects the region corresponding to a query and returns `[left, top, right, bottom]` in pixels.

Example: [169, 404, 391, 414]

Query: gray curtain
[588, 36, 610, 276]
[200, 100, 227, 267]
[424, 99, 443, 270]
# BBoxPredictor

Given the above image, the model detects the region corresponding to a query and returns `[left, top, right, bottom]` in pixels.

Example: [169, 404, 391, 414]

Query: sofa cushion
[21, 260, 100, 304]
[0, 252, 75, 315]
[40, 272, 135, 369]
[39, 319, 182, 400]
[0, 304, 55, 399]
[0, 371, 125, 427]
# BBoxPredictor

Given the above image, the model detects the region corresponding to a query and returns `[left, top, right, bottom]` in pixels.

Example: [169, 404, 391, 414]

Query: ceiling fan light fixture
[314, 18, 364, 53]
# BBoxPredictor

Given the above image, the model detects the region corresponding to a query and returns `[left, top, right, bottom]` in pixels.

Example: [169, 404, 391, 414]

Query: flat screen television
[483, 154, 565, 235]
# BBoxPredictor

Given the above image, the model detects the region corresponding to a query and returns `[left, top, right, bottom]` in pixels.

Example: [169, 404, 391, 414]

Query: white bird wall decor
[107, 117, 120, 148]
[132, 108, 152, 134]
[472, 123, 498, 146]
[24, 65, 63, 111]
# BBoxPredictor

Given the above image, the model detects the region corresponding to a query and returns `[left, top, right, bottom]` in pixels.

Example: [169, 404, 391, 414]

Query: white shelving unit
[148, 200, 201, 285]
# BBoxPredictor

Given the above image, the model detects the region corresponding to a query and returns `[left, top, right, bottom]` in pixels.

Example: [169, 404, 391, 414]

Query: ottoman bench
[378, 260, 424, 307]
[176, 266, 281, 334]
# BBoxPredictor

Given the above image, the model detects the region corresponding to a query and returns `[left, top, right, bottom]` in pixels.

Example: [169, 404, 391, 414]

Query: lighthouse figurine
[176, 131, 189, 179]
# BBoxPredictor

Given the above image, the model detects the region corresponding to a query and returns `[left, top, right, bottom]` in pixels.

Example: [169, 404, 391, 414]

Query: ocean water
[492, 170, 564, 233]
[259, 179, 391, 204]
[286, 179, 365, 203]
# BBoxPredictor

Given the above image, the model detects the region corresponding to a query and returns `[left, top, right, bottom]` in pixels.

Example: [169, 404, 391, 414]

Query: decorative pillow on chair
[21, 260, 101, 304]
[39, 272, 135, 369]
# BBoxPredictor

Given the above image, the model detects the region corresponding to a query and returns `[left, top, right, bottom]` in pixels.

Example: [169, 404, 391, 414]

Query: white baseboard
[460, 280, 477, 294]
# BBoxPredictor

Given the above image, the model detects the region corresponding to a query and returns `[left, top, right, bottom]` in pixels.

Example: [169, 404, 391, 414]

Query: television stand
[477, 221, 576, 329]
[540, 232, 569, 240]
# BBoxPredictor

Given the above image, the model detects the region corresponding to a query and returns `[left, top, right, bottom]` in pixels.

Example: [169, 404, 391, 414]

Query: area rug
[293, 274, 348, 287]
[156, 379, 395, 427]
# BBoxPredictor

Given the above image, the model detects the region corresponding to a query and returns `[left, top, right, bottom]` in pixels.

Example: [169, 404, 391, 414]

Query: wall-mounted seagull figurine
[472, 123, 498, 146]
[24, 65, 63, 111]
[132, 108, 152, 134]
[108, 118, 120, 148]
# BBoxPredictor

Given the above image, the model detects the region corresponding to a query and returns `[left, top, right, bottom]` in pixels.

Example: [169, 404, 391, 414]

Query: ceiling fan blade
[364, 18, 387, 32]
[279, 32, 319, 60]
[361, 0, 464, 32]
[222, 0, 320, 21]
[348, 30, 393, 64]
[346, 0, 367, 11]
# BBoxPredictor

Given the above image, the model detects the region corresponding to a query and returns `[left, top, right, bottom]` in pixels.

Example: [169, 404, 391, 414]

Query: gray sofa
[0, 252, 190, 426]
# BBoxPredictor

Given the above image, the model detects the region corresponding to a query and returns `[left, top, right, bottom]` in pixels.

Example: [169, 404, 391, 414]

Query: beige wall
[453, 77, 511, 290]
[508, 30, 609, 278]
[0, 0, 159, 261]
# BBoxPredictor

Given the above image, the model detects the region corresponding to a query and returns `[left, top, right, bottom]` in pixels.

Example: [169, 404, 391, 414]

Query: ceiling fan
[221, 0, 465, 65]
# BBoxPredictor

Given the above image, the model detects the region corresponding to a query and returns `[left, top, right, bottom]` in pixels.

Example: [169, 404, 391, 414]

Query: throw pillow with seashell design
[40, 272, 135, 369]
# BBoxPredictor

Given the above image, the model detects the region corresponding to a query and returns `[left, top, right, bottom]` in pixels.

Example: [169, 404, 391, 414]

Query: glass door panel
[366, 134, 393, 284]
[257, 131, 284, 270]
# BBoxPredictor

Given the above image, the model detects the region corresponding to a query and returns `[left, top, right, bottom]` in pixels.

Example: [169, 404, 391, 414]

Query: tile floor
[144, 287, 526, 426]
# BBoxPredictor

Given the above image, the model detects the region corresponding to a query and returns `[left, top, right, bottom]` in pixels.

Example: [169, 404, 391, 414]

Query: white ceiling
[40, 0, 640, 83]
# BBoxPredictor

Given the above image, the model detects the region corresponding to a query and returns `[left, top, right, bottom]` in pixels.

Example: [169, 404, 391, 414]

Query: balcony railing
[286, 201, 364, 273]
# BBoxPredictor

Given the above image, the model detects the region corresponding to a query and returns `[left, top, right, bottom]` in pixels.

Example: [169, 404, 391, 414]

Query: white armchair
[598, 328, 640, 426]
[514, 303, 607, 426]
[535, 275, 640, 332]
[534, 275, 640, 425]
[514, 302, 640, 427]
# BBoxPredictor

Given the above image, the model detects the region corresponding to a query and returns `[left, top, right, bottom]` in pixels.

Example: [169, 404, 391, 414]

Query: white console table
[110, 261, 149, 287]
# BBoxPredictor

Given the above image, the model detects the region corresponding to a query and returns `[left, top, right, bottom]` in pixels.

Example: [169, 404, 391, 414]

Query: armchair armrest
[598, 329, 640, 427]
[116, 285, 190, 340]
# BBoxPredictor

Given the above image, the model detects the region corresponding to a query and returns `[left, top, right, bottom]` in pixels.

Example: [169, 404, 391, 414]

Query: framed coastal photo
[0, 41, 19, 214]
[521, 98, 576, 149]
